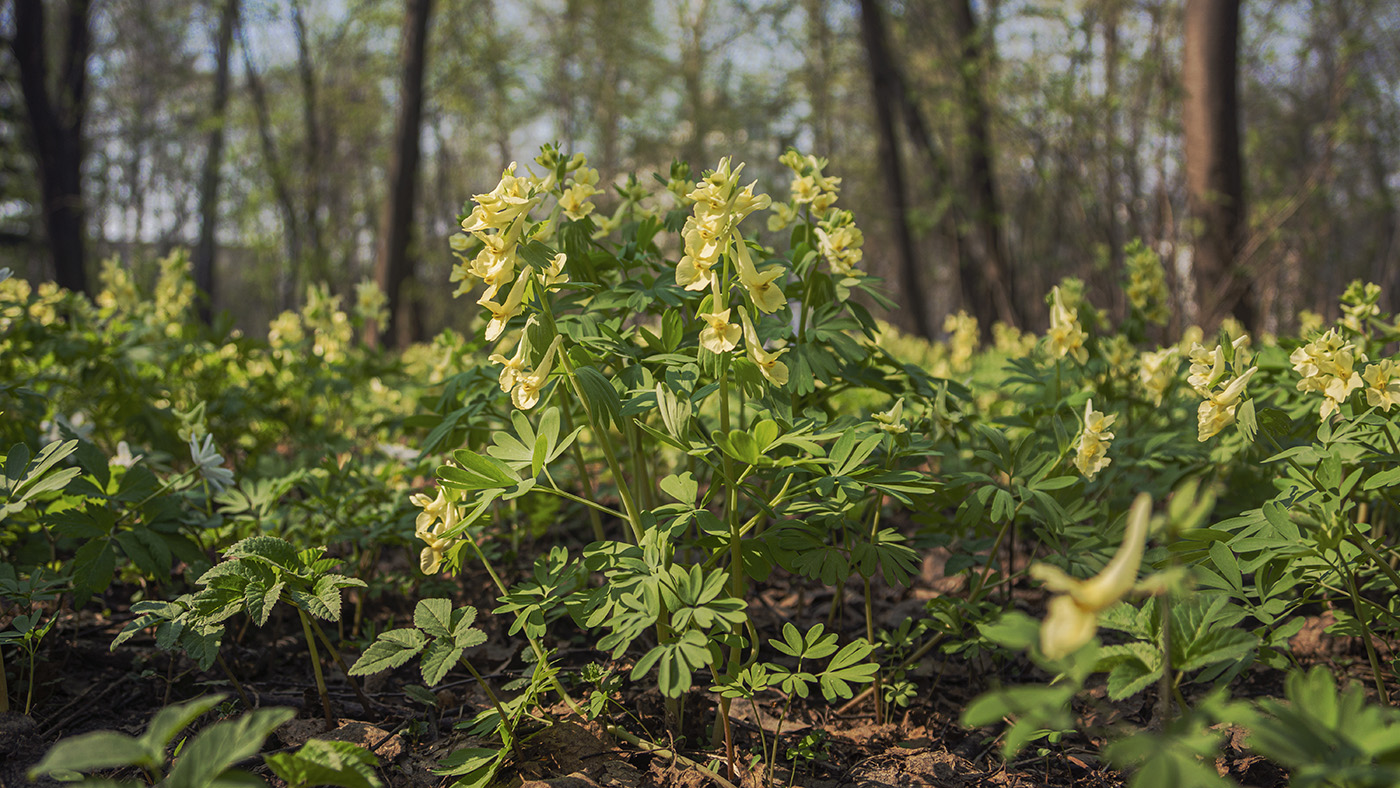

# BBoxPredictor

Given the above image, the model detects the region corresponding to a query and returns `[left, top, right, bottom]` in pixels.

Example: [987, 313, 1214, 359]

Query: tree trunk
[291, 0, 328, 289]
[240, 30, 304, 311]
[373, 0, 433, 348]
[857, 0, 932, 339]
[1183, 0, 1252, 330]
[11, 0, 93, 295]
[194, 0, 240, 324]
[951, 0, 1019, 330]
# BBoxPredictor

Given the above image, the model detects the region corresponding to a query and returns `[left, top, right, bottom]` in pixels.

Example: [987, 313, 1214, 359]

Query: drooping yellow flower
[480, 267, 531, 341]
[1031, 493, 1152, 659]
[461, 163, 535, 235]
[1046, 286, 1088, 364]
[412, 488, 462, 574]
[699, 309, 741, 354]
[1363, 359, 1400, 412]
[734, 239, 785, 314]
[767, 202, 797, 232]
[738, 306, 788, 386]
[1291, 328, 1366, 419]
[1074, 399, 1116, 479]
[487, 326, 533, 394]
[542, 253, 570, 288]
[559, 183, 597, 221]
[873, 398, 908, 435]
[1197, 367, 1257, 441]
[512, 335, 563, 411]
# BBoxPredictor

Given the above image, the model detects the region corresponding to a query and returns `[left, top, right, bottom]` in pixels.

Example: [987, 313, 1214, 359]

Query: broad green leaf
[29, 731, 154, 775]
[265, 740, 382, 788]
[164, 707, 295, 788]
[415, 598, 454, 639]
[349, 629, 428, 676]
[420, 640, 465, 686]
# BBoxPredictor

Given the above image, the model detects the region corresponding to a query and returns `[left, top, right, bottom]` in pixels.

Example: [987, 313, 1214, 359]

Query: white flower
[189, 433, 235, 492]
[377, 442, 421, 462]
[110, 441, 143, 469]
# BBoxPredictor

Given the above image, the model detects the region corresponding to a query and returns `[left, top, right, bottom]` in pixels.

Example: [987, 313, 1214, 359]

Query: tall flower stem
[297, 607, 336, 729]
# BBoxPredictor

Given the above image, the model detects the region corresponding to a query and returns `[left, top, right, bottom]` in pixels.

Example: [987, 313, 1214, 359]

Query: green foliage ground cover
[4, 150, 1400, 787]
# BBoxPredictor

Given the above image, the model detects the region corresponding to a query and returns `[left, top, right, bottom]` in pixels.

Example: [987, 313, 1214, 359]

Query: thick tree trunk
[194, 0, 241, 323]
[373, 0, 433, 348]
[951, 0, 1019, 330]
[11, 0, 93, 295]
[291, 0, 328, 289]
[1183, 0, 1252, 330]
[857, 0, 932, 339]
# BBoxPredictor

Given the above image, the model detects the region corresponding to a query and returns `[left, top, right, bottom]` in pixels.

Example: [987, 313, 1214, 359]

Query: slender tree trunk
[11, 0, 93, 295]
[373, 0, 433, 348]
[241, 32, 304, 311]
[291, 0, 327, 289]
[194, 0, 241, 324]
[804, 0, 834, 155]
[1183, 0, 1251, 329]
[951, 0, 1019, 329]
[857, 0, 932, 338]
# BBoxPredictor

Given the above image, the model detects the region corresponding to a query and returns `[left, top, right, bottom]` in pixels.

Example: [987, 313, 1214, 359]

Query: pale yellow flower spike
[1074, 398, 1116, 479]
[738, 306, 789, 386]
[1031, 493, 1152, 659]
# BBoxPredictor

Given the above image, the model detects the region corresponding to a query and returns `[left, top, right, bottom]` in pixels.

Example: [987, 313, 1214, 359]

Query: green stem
[1343, 558, 1392, 704]
[464, 531, 584, 718]
[539, 477, 629, 521]
[216, 652, 254, 710]
[297, 607, 336, 729]
[461, 657, 520, 759]
[306, 617, 374, 711]
[560, 406, 607, 542]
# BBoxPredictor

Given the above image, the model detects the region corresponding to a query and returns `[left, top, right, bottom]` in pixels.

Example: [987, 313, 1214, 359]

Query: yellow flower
[487, 329, 532, 394]
[1046, 286, 1088, 364]
[1138, 347, 1178, 406]
[512, 336, 563, 410]
[944, 311, 979, 373]
[480, 267, 530, 341]
[1291, 328, 1365, 419]
[699, 309, 741, 354]
[1364, 360, 1400, 412]
[1074, 399, 1116, 479]
[1031, 493, 1152, 659]
[815, 224, 864, 276]
[873, 398, 908, 434]
[767, 202, 796, 232]
[461, 163, 535, 234]
[790, 175, 821, 205]
[734, 239, 785, 314]
[1197, 367, 1257, 441]
[559, 183, 597, 221]
[738, 306, 788, 386]
[412, 488, 462, 574]
[542, 253, 569, 288]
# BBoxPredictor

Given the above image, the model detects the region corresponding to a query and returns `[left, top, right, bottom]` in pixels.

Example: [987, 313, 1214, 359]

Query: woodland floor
[7, 529, 1357, 788]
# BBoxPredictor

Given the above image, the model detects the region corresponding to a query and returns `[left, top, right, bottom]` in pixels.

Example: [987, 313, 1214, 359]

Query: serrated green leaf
[415, 598, 453, 639]
[349, 629, 427, 676]
[420, 640, 464, 686]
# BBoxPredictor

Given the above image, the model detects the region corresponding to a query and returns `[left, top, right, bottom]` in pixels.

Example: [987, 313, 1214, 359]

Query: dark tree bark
[193, 0, 241, 323]
[373, 0, 432, 348]
[10, 0, 93, 295]
[290, 0, 328, 288]
[951, 0, 1020, 330]
[857, 0, 932, 339]
[1183, 0, 1252, 329]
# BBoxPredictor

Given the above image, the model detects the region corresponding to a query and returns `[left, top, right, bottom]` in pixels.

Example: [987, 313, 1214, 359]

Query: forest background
[2, 0, 1397, 346]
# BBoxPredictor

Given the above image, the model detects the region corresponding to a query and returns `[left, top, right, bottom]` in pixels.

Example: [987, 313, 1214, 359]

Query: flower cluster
[676, 157, 771, 295]
[1074, 399, 1115, 479]
[1363, 359, 1400, 412]
[768, 150, 841, 232]
[1188, 337, 1257, 441]
[1046, 286, 1088, 364]
[814, 210, 864, 277]
[1290, 328, 1365, 419]
[411, 488, 461, 574]
[1340, 280, 1382, 334]
[1124, 240, 1170, 325]
[944, 312, 979, 373]
[1137, 346, 1178, 406]
[453, 163, 540, 301]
